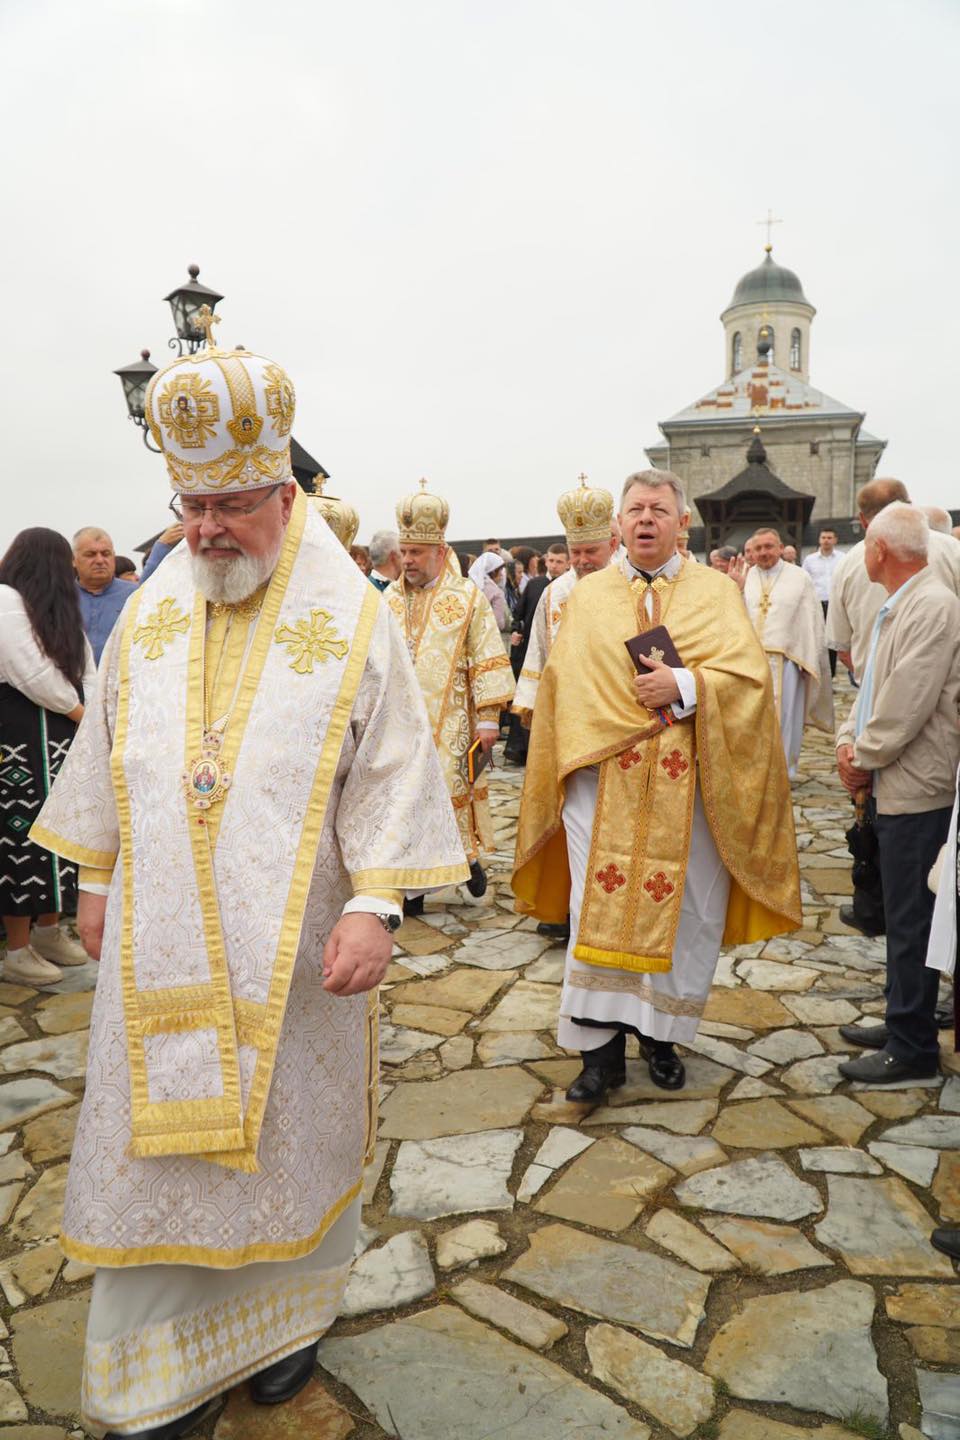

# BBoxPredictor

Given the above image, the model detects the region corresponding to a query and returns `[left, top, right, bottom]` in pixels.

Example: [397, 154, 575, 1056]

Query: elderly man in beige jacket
[835, 503, 960, 1084]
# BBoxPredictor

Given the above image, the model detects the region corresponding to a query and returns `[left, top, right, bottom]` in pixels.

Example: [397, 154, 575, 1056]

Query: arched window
[790, 328, 802, 370]
[732, 332, 742, 372]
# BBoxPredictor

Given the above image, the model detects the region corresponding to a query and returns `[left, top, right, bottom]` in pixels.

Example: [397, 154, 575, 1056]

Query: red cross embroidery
[595, 863, 627, 894]
[644, 871, 675, 903]
[618, 748, 643, 771]
[661, 749, 689, 780]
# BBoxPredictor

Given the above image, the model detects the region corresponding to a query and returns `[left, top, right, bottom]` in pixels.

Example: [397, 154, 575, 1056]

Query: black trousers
[877, 806, 952, 1067]
[821, 601, 837, 678]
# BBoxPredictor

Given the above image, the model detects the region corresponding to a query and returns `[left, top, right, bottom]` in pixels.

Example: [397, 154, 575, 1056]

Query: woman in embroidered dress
[0, 528, 95, 985]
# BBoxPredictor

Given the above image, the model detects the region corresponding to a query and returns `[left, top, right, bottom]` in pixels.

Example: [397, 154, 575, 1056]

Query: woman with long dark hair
[0, 527, 95, 985]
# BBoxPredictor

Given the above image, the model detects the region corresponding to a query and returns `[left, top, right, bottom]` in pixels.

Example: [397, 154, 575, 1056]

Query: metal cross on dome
[756, 209, 783, 249]
[192, 304, 221, 347]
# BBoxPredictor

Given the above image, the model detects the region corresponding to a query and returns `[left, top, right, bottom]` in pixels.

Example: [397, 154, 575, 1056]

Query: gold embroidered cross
[191, 304, 221, 347]
[758, 587, 774, 620]
[133, 597, 191, 660]
[275, 609, 349, 674]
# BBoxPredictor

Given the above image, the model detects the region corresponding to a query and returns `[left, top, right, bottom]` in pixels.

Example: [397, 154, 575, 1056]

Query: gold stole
[387, 572, 477, 743]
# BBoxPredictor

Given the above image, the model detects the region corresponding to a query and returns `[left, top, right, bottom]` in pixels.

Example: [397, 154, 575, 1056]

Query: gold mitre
[309, 475, 360, 550]
[557, 473, 614, 544]
[396, 479, 449, 545]
[144, 307, 296, 495]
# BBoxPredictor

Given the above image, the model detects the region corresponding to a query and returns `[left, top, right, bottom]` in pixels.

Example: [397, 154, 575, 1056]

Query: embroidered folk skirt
[0, 684, 79, 917]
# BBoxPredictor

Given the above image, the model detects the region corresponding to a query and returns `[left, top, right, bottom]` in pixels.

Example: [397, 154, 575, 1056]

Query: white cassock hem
[774, 656, 806, 781]
[557, 766, 730, 1048]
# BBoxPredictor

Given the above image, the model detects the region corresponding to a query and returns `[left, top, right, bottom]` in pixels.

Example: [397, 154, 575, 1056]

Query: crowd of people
[0, 325, 958, 1439]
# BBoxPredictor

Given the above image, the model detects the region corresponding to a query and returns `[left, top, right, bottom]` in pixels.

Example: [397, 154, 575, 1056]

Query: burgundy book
[624, 624, 684, 672]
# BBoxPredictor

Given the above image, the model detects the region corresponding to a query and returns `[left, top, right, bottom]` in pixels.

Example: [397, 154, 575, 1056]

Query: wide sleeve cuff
[670, 667, 698, 718]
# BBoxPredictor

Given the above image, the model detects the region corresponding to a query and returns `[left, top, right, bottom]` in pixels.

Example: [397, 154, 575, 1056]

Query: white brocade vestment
[512, 568, 578, 719]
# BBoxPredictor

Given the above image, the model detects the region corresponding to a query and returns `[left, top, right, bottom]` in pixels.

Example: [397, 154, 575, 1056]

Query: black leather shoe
[838, 1050, 939, 1085]
[402, 894, 424, 918]
[931, 1227, 960, 1262]
[838, 905, 884, 938]
[537, 921, 571, 943]
[643, 1041, 685, 1091]
[566, 1061, 626, 1103]
[838, 1022, 888, 1049]
[466, 861, 487, 898]
[104, 1400, 213, 1439]
[251, 1340, 319, 1405]
[935, 1005, 954, 1030]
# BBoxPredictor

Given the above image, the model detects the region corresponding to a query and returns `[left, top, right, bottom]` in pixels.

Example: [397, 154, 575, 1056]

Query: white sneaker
[2, 946, 63, 986]
[29, 925, 89, 967]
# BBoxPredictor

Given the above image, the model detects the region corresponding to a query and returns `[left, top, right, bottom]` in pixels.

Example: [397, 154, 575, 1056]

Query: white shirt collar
[623, 550, 684, 582]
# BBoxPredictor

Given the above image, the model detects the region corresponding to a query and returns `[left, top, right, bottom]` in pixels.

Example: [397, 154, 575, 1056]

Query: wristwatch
[375, 912, 403, 934]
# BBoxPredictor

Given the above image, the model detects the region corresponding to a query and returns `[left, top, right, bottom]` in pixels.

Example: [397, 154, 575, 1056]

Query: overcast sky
[2, 0, 957, 556]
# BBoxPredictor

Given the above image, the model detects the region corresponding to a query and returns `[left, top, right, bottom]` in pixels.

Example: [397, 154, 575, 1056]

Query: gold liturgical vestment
[512, 560, 801, 970]
[386, 566, 515, 859]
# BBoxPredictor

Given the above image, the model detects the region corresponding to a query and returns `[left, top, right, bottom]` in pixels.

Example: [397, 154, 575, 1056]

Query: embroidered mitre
[557, 475, 614, 544]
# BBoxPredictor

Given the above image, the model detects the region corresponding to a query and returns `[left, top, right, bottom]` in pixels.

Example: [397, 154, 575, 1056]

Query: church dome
[726, 249, 812, 311]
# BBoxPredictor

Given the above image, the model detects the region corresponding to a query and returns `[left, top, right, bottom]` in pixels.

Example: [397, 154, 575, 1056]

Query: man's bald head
[856, 478, 910, 524]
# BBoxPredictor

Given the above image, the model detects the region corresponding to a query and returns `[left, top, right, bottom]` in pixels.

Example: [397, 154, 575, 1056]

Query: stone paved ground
[2, 704, 960, 1440]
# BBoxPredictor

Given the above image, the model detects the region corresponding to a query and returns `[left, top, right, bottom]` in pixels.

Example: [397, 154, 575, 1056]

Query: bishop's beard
[191, 536, 281, 603]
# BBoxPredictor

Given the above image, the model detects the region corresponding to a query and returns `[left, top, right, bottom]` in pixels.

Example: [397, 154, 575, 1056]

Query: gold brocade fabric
[386, 569, 515, 861]
[511, 562, 801, 967]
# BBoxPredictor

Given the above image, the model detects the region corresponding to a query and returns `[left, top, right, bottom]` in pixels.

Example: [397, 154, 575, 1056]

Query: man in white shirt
[802, 528, 844, 677]
[367, 529, 402, 591]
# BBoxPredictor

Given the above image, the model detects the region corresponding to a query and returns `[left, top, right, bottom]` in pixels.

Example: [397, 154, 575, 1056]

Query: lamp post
[163, 264, 225, 356]
[113, 348, 160, 453]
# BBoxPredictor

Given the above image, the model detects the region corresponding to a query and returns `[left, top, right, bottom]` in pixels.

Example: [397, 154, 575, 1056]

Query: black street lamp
[163, 264, 225, 356]
[113, 348, 160, 452]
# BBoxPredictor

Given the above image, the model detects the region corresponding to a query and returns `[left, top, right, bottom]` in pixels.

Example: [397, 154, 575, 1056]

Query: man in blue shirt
[74, 524, 180, 663]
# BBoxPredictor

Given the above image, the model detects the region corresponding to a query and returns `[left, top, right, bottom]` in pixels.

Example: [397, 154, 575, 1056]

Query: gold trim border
[27, 825, 117, 870]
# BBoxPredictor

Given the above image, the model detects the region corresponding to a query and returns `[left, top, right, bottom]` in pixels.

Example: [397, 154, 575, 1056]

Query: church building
[645, 246, 886, 551]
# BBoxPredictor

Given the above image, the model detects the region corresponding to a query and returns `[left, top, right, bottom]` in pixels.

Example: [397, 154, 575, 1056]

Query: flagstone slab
[438, 1035, 473, 1070]
[436, 1218, 507, 1270]
[0, 1151, 34, 1183]
[717, 1412, 863, 1440]
[885, 1283, 960, 1328]
[0, 1182, 22, 1226]
[0, 983, 37, 1006]
[2, 1244, 63, 1301]
[940, 1076, 960, 1111]
[781, 995, 861, 1025]
[621, 1126, 727, 1176]
[815, 1176, 954, 1277]
[21, 1105, 79, 1163]
[586, 1322, 715, 1437]
[675, 1155, 823, 1221]
[503, 1222, 710, 1348]
[906, 1325, 960, 1364]
[0, 1017, 28, 1047]
[0, 1381, 28, 1422]
[394, 917, 454, 956]
[799, 1146, 882, 1174]
[475, 1032, 553, 1066]
[388, 1004, 471, 1037]
[378, 1067, 543, 1139]
[748, 1029, 824, 1064]
[735, 959, 819, 991]
[319, 1305, 651, 1439]
[0, 1079, 75, 1132]
[645, 1209, 739, 1272]
[449, 1279, 567, 1350]
[878, 1115, 960, 1149]
[711, 1099, 825, 1150]
[340, 1230, 435, 1316]
[523, 950, 567, 983]
[779, 1055, 850, 1095]
[867, 1142, 939, 1187]
[379, 1025, 444, 1065]
[917, 1369, 960, 1439]
[10, 1293, 89, 1417]
[389, 1129, 522, 1219]
[704, 989, 802, 1032]
[214, 1379, 354, 1439]
[728, 1077, 783, 1099]
[682, 1035, 772, 1077]
[531, 1125, 595, 1170]
[10, 1164, 69, 1242]
[516, 1162, 553, 1201]
[477, 981, 559, 1032]
[388, 969, 510, 1012]
[453, 932, 553, 971]
[700, 1216, 831, 1275]
[933, 1152, 960, 1220]
[704, 1280, 887, 1421]
[585, 1099, 717, 1133]
[529, 1091, 594, 1125]
[533, 1136, 673, 1231]
[858, 1089, 928, 1119]
[786, 1095, 874, 1145]
[33, 992, 94, 1036]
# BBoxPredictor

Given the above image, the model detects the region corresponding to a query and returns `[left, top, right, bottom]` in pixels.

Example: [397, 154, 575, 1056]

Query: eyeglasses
[169, 485, 283, 525]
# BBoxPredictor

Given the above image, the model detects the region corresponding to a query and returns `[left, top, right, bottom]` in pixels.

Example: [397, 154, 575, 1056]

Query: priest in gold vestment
[30, 336, 466, 1440]
[385, 482, 515, 902]
[513, 469, 801, 1099]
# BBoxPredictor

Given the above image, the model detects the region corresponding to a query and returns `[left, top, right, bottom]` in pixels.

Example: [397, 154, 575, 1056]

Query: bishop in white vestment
[31, 338, 466, 1438]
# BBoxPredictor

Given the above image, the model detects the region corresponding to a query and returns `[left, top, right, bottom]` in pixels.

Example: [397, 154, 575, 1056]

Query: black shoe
[838, 905, 884, 938]
[250, 1340, 319, 1405]
[537, 921, 571, 943]
[502, 749, 527, 766]
[838, 1050, 939, 1085]
[566, 1061, 626, 1103]
[931, 1227, 960, 1262]
[466, 861, 487, 898]
[104, 1401, 213, 1440]
[838, 1022, 889, 1049]
[935, 1006, 954, 1030]
[403, 894, 424, 918]
[642, 1040, 686, 1091]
